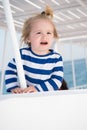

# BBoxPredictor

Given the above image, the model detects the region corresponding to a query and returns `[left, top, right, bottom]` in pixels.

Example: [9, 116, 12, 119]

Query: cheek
[30, 40, 39, 47]
[31, 35, 40, 42]
[49, 37, 54, 43]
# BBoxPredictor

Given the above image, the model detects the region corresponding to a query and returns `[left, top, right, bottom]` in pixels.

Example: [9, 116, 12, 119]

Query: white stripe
[26, 80, 34, 86]
[22, 49, 60, 59]
[45, 81, 54, 91]
[22, 59, 56, 70]
[53, 71, 64, 77]
[36, 84, 44, 91]
[6, 82, 19, 89]
[5, 75, 17, 80]
[6, 67, 16, 72]
[25, 70, 51, 80]
[53, 79, 62, 89]
[56, 61, 63, 66]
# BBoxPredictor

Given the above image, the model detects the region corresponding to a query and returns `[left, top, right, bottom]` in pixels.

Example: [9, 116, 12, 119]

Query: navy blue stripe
[7, 86, 19, 92]
[23, 65, 52, 75]
[8, 62, 16, 69]
[22, 54, 61, 64]
[40, 82, 48, 91]
[49, 80, 59, 90]
[51, 75, 63, 82]
[20, 47, 29, 52]
[5, 70, 17, 75]
[58, 56, 62, 61]
[53, 66, 63, 72]
[25, 75, 42, 84]
[35, 86, 40, 92]
[5, 78, 17, 84]
[13, 58, 16, 62]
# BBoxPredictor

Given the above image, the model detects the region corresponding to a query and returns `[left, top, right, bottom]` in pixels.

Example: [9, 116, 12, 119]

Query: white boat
[0, 0, 87, 130]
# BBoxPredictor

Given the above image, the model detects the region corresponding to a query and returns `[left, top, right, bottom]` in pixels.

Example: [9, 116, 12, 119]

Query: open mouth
[40, 42, 48, 45]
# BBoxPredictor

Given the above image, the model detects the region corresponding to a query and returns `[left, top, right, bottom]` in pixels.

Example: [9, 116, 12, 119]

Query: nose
[42, 33, 47, 38]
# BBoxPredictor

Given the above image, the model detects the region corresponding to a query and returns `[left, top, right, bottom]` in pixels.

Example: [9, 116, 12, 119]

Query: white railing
[0, 0, 27, 95]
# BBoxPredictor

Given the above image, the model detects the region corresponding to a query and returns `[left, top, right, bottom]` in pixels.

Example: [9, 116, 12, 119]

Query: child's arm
[5, 58, 19, 92]
[34, 55, 63, 92]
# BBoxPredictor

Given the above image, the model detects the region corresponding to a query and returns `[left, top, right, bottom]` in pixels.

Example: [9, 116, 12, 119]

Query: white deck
[0, 90, 87, 130]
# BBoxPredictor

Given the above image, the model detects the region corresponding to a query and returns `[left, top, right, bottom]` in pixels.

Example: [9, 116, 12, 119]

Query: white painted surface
[0, 90, 87, 130]
[2, 0, 27, 89]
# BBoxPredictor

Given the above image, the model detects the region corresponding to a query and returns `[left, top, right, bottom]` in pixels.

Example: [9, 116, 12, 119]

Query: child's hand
[23, 86, 37, 93]
[11, 87, 23, 94]
[11, 86, 37, 94]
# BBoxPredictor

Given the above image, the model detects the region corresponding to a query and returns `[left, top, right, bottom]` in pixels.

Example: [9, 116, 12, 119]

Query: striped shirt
[5, 47, 63, 92]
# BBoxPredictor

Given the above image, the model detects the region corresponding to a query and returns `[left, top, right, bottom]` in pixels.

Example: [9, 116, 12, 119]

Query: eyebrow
[33, 30, 53, 33]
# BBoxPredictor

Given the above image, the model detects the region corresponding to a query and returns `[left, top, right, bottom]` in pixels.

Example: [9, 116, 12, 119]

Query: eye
[47, 32, 51, 34]
[36, 32, 41, 34]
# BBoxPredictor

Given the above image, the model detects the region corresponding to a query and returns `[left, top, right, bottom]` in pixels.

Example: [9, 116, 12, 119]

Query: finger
[23, 88, 34, 93]
[11, 89, 18, 94]
[23, 88, 32, 93]
[11, 88, 23, 94]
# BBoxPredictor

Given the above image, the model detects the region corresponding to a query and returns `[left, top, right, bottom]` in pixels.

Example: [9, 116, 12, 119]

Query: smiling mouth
[40, 42, 48, 45]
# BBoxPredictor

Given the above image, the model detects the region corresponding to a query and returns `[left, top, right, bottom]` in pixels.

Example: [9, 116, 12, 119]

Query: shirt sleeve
[5, 58, 19, 92]
[35, 55, 64, 92]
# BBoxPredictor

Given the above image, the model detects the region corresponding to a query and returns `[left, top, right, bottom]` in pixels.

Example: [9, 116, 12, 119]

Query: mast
[2, 0, 27, 92]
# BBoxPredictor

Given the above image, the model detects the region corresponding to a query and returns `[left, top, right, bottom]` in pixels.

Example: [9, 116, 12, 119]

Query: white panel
[0, 90, 87, 130]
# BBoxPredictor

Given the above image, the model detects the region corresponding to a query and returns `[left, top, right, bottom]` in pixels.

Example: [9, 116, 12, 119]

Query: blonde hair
[21, 6, 58, 46]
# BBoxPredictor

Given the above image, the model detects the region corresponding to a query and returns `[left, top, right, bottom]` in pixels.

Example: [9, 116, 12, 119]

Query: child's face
[28, 19, 54, 55]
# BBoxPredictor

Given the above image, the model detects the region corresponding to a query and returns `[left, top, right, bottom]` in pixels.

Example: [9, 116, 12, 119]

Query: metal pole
[70, 43, 76, 88]
[85, 47, 87, 70]
[2, 0, 27, 89]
